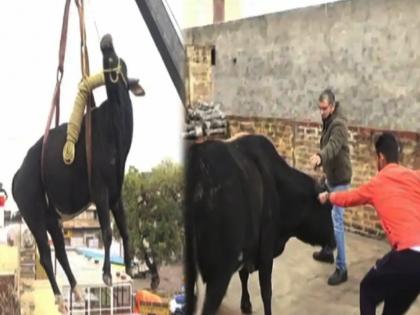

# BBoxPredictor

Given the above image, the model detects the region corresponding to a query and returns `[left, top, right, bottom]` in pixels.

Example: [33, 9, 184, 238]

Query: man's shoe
[313, 249, 334, 264]
[327, 268, 348, 286]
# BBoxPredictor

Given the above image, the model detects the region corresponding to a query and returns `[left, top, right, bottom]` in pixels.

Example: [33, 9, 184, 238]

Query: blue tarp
[76, 247, 124, 265]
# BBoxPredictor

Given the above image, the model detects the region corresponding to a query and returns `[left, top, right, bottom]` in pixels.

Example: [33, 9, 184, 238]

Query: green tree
[119, 160, 184, 266]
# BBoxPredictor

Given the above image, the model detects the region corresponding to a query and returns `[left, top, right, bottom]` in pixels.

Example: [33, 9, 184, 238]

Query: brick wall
[227, 115, 420, 238]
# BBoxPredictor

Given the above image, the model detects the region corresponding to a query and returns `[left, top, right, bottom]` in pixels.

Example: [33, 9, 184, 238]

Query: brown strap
[41, 0, 71, 184]
[75, 0, 95, 193]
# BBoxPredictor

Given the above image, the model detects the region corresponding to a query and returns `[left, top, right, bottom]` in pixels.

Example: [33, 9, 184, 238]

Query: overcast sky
[240, 0, 342, 19]
[181, 0, 342, 28]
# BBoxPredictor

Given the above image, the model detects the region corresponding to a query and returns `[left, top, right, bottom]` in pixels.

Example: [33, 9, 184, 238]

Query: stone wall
[185, 0, 420, 132]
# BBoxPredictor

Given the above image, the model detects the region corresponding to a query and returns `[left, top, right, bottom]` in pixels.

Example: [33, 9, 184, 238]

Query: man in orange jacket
[318, 132, 420, 315]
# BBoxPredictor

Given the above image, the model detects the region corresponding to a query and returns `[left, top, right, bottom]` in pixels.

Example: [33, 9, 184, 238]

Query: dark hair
[374, 132, 400, 163]
[319, 89, 340, 107]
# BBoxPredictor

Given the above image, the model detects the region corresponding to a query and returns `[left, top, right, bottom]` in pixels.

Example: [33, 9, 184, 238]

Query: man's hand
[310, 154, 322, 168]
[318, 191, 330, 204]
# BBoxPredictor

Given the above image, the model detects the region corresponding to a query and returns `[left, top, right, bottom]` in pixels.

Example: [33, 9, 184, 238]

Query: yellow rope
[63, 72, 105, 165]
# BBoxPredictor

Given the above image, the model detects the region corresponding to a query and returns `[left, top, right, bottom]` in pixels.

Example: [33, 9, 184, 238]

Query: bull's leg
[111, 198, 132, 276]
[258, 262, 273, 315]
[95, 194, 113, 286]
[202, 273, 231, 315]
[239, 268, 252, 314]
[46, 215, 84, 302]
[18, 195, 66, 312]
[258, 230, 274, 315]
[185, 227, 198, 315]
[31, 222, 67, 312]
[13, 169, 67, 312]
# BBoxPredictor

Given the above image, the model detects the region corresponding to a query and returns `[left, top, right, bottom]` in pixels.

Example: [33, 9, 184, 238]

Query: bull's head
[100, 34, 145, 97]
[294, 181, 336, 249]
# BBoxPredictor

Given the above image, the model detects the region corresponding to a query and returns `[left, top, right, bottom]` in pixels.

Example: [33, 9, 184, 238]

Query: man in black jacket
[310, 89, 352, 285]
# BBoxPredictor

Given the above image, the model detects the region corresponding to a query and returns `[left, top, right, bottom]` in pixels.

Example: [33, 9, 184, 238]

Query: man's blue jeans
[328, 183, 350, 271]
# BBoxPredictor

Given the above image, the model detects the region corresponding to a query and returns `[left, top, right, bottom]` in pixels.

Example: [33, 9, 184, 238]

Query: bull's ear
[128, 78, 145, 96]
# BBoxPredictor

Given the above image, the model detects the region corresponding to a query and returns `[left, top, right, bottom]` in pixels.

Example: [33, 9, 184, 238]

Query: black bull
[12, 34, 144, 309]
[184, 134, 335, 315]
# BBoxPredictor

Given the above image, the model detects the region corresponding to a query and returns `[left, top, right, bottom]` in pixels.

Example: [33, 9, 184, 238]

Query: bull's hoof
[55, 295, 68, 314]
[241, 301, 253, 314]
[73, 285, 85, 303]
[103, 273, 113, 286]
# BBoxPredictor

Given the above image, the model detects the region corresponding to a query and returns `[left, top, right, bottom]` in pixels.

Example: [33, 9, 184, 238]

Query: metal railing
[63, 282, 133, 315]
